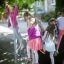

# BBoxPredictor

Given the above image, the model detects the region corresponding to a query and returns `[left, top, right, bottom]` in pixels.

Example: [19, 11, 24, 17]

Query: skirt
[45, 41, 55, 52]
[27, 38, 42, 51]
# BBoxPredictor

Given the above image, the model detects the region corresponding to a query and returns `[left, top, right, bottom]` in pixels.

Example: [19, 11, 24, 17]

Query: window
[51, 0, 55, 5]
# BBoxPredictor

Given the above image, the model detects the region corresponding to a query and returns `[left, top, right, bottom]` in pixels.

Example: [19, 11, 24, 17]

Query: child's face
[29, 18, 36, 27]
[30, 18, 36, 24]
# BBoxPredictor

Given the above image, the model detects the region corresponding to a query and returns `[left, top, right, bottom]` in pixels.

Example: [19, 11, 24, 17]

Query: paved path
[0, 18, 48, 64]
[0, 19, 64, 64]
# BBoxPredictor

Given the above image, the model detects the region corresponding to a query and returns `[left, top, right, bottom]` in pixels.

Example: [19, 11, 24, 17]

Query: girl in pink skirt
[27, 18, 44, 64]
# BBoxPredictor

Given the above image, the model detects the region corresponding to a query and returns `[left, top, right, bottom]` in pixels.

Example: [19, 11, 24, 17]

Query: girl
[43, 19, 56, 64]
[24, 11, 32, 28]
[48, 18, 59, 39]
[27, 18, 44, 64]
[48, 18, 59, 53]
[56, 12, 64, 49]
[5, 2, 18, 29]
[5, 2, 23, 52]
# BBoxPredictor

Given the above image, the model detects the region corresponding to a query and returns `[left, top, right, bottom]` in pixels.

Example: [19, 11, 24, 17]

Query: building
[44, 0, 56, 12]
[31, 0, 56, 13]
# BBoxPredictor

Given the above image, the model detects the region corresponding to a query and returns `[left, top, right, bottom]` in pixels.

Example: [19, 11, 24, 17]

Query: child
[24, 11, 32, 28]
[43, 19, 56, 64]
[27, 18, 43, 64]
[5, 2, 18, 28]
[49, 18, 59, 39]
[48, 18, 59, 53]
[56, 12, 64, 49]
[5, 2, 23, 52]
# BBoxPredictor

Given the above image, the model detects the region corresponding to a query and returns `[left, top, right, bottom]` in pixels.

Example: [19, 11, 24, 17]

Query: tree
[0, 0, 43, 13]
[56, 0, 64, 13]
[22, 3, 29, 9]
[0, 0, 5, 12]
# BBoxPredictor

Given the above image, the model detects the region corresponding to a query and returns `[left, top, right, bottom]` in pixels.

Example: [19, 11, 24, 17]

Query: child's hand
[40, 49, 46, 54]
[54, 50, 59, 56]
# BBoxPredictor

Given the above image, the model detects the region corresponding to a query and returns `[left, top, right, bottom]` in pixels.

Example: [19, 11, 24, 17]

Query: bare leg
[34, 50, 39, 64]
[27, 45, 31, 59]
[50, 52, 54, 64]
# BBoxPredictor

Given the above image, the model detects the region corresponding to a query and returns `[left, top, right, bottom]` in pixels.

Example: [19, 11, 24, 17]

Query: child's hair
[24, 11, 32, 21]
[47, 25, 55, 36]
[48, 18, 56, 25]
[24, 11, 31, 17]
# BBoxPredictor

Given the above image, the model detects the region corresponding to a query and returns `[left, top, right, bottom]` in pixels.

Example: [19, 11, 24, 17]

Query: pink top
[6, 4, 18, 28]
[28, 24, 41, 40]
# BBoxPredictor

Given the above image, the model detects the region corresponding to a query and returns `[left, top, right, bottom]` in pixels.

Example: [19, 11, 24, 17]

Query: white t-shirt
[57, 16, 64, 30]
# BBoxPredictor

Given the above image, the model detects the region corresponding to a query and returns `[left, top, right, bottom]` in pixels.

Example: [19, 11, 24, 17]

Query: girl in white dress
[43, 23, 56, 64]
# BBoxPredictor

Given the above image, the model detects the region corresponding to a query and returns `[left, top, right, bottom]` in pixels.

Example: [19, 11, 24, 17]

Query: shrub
[42, 11, 56, 22]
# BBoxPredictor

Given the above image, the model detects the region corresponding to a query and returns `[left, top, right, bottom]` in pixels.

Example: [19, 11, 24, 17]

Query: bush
[42, 11, 56, 22]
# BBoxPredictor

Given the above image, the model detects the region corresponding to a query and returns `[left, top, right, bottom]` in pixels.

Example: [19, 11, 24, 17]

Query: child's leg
[13, 27, 24, 50]
[34, 50, 39, 64]
[50, 52, 54, 64]
[32, 50, 35, 64]
[27, 45, 31, 59]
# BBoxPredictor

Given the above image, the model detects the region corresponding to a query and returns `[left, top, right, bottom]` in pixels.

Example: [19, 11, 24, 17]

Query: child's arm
[53, 36, 59, 54]
[53, 36, 57, 45]
[42, 31, 48, 41]
[5, 3, 10, 15]
[5, 3, 11, 27]
[13, 4, 18, 16]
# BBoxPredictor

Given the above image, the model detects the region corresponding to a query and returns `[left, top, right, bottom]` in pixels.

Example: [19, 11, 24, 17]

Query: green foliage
[0, 0, 44, 15]
[0, 0, 5, 13]
[21, 0, 35, 10]
[56, 0, 64, 13]
[22, 3, 29, 9]
[42, 11, 56, 22]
